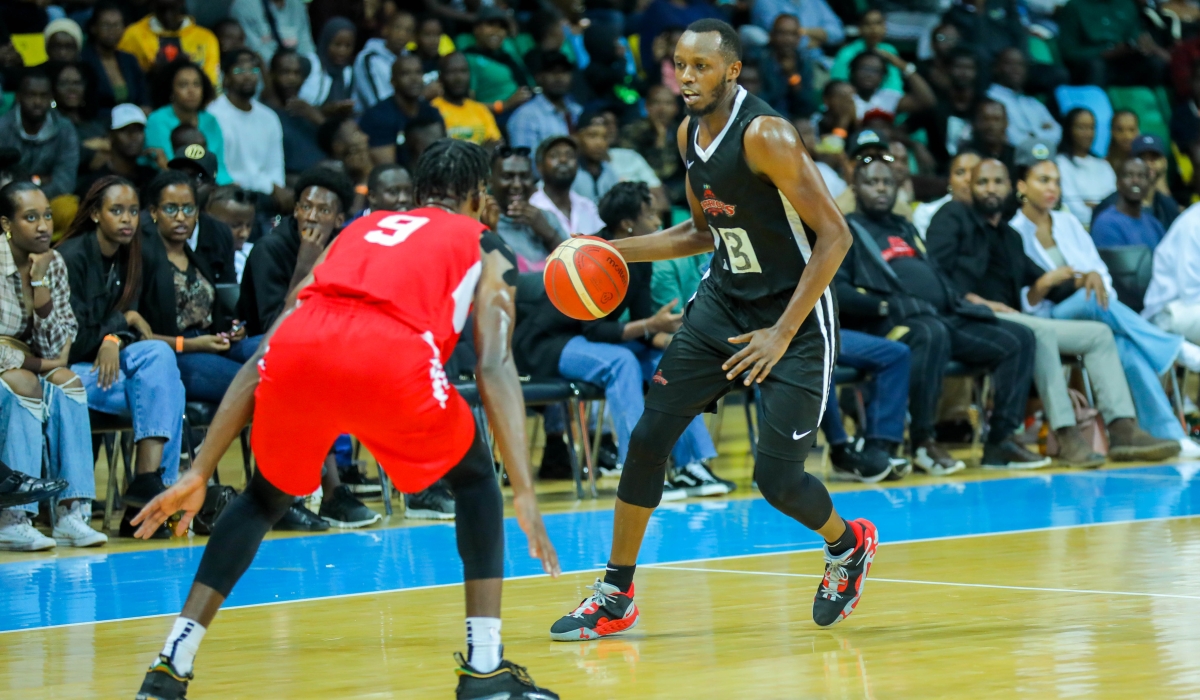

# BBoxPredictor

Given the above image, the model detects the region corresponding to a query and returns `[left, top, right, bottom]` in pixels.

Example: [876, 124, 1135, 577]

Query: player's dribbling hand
[513, 493, 561, 577]
[130, 470, 207, 538]
[724, 326, 792, 386]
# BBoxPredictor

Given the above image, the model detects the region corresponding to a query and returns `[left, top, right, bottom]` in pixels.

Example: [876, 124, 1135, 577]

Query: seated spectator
[400, 114, 447, 169]
[1093, 134, 1181, 230]
[595, 108, 667, 211]
[493, 146, 568, 272]
[147, 148, 239, 289]
[1059, 0, 1169, 87]
[0, 69, 79, 228]
[572, 109, 620, 203]
[944, 0, 1062, 89]
[838, 157, 1045, 473]
[1107, 110, 1141, 176]
[263, 49, 328, 176]
[835, 130, 914, 218]
[359, 163, 412, 218]
[170, 124, 207, 158]
[318, 117, 373, 210]
[848, 50, 935, 121]
[43, 19, 82, 65]
[926, 156, 1180, 465]
[748, 0, 844, 70]
[238, 167, 355, 335]
[795, 118, 848, 198]
[82, 2, 150, 110]
[46, 61, 109, 180]
[514, 181, 727, 493]
[204, 184, 256, 281]
[832, 10, 904, 94]
[961, 99, 1015, 173]
[642, 0, 726, 76]
[361, 55, 442, 166]
[816, 80, 859, 142]
[916, 22, 961, 94]
[207, 49, 286, 208]
[118, 0, 222, 87]
[506, 50, 581, 153]
[532, 136, 604, 238]
[138, 171, 262, 403]
[463, 8, 534, 110]
[620, 84, 685, 205]
[582, 25, 643, 122]
[353, 10, 414, 111]
[1145, 202, 1200, 342]
[987, 48, 1062, 150]
[417, 16, 448, 78]
[231, 0, 315, 65]
[76, 104, 159, 197]
[1091, 158, 1168, 249]
[1055, 108, 1117, 228]
[1174, 63, 1200, 159]
[913, 150, 981, 238]
[432, 52, 501, 147]
[298, 17, 357, 117]
[0, 182, 104, 551]
[906, 48, 979, 172]
[145, 60, 231, 185]
[56, 176, 186, 535]
[212, 18, 246, 55]
[1009, 143, 1200, 452]
[752, 13, 816, 119]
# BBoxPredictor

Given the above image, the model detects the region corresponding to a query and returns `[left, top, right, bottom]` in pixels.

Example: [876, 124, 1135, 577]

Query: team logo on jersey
[700, 186, 736, 217]
[652, 370, 668, 386]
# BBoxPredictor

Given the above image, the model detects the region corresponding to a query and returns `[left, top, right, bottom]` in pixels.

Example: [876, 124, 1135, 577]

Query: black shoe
[829, 442, 892, 484]
[338, 465, 382, 497]
[597, 434, 619, 471]
[120, 506, 171, 539]
[981, 438, 1052, 470]
[273, 500, 330, 531]
[0, 469, 67, 508]
[864, 439, 911, 481]
[812, 518, 879, 627]
[405, 480, 455, 520]
[667, 461, 733, 496]
[319, 485, 382, 528]
[538, 434, 573, 480]
[454, 652, 559, 699]
[135, 655, 191, 700]
[123, 470, 166, 509]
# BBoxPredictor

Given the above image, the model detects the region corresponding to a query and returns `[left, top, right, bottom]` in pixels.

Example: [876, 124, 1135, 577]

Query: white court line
[2, 513, 1198, 636]
[654, 565, 1200, 602]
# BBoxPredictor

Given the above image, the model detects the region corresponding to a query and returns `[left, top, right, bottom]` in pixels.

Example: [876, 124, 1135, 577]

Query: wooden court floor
[4, 516, 1200, 699]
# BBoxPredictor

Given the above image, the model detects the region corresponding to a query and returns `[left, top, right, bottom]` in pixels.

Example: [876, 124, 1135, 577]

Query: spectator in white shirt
[913, 150, 980, 238]
[206, 49, 286, 210]
[848, 50, 935, 120]
[1145, 202, 1200, 343]
[1054, 107, 1116, 228]
[987, 48, 1062, 150]
[530, 135, 605, 238]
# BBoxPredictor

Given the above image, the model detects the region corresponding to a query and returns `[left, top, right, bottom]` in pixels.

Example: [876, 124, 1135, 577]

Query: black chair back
[1097, 245, 1153, 313]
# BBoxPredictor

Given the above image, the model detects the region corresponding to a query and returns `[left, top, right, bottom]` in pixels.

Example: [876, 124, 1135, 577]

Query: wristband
[354, 184, 369, 196]
[175, 336, 184, 353]
[832, 128, 848, 138]
[787, 73, 801, 87]
[103, 334, 121, 347]
[492, 100, 504, 114]
[904, 62, 917, 77]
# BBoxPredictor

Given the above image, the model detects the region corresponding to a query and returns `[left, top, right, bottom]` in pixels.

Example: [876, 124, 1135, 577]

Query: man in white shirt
[529, 135, 604, 237]
[206, 49, 286, 208]
[1144, 202, 1200, 342]
[987, 48, 1062, 149]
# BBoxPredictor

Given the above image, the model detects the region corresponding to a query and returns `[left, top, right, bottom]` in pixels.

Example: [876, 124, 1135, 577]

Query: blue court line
[2, 465, 1198, 633]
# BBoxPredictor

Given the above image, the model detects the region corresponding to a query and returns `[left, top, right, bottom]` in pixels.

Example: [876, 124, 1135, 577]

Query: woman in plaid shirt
[0, 181, 106, 552]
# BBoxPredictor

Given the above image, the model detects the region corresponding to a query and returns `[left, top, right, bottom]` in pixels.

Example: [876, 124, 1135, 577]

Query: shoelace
[684, 462, 716, 483]
[505, 661, 536, 685]
[570, 579, 617, 618]
[820, 554, 850, 601]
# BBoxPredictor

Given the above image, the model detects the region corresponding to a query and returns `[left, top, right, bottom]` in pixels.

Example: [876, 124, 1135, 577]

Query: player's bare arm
[473, 244, 561, 577]
[722, 116, 852, 385]
[130, 249, 331, 539]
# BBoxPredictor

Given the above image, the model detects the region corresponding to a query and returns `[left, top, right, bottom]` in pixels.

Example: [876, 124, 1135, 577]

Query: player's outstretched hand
[724, 326, 792, 386]
[513, 493, 561, 578]
[130, 470, 207, 539]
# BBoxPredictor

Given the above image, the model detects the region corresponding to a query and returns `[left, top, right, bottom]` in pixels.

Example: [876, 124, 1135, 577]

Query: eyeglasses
[231, 66, 262, 76]
[495, 145, 531, 159]
[857, 153, 896, 165]
[161, 203, 197, 217]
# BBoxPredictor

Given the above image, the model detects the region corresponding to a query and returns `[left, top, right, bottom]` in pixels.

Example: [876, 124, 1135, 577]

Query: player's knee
[1, 369, 42, 399]
[245, 472, 295, 520]
[755, 456, 830, 531]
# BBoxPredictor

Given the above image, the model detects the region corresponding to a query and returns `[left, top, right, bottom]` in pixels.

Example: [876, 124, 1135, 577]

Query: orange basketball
[543, 236, 629, 320]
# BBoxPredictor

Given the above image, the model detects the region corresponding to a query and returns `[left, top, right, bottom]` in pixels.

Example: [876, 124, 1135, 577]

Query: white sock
[465, 617, 502, 673]
[1178, 341, 1200, 373]
[160, 617, 206, 676]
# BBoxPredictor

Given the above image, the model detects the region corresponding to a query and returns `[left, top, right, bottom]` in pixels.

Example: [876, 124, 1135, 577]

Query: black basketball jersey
[685, 87, 818, 303]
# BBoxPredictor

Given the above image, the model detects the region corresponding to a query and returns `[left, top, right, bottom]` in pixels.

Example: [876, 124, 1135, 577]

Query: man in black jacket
[839, 156, 1046, 472]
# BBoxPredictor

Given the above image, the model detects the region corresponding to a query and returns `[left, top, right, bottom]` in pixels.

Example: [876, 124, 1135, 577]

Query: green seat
[1106, 86, 1171, 142]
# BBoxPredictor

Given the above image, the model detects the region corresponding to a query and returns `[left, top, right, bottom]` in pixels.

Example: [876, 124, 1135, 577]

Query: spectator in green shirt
[651, 253, 711, 314]
[831, 10, 903, 94]
[1058, 0, 1170, 86]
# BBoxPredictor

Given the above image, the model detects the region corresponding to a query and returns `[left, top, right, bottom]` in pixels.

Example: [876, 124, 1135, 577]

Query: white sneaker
[53, 500, 108, 547]
[1178, 438, 1200, 459]
[668, 461, 733, 497]
[1177, 342, 1200, 373]
[0, 509, 56, 551]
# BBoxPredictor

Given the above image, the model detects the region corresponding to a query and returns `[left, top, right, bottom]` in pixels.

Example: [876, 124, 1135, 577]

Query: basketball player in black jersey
[550, 18, 878, 639]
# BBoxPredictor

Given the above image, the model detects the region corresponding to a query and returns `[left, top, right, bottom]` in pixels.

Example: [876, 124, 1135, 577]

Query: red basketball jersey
[301, 208, 485, 355]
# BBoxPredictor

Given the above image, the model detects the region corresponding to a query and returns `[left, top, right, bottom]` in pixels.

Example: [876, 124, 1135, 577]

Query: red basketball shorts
[251, 296, 477, 496]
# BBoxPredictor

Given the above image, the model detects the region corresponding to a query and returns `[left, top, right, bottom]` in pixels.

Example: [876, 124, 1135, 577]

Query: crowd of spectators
[4, 0, 1200, 550]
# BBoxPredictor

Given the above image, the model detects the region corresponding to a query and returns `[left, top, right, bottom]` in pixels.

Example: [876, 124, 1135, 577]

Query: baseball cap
[167, 143, 217, 181]
[849, 129, 889, 157]
[110, 104, 147, 131]
[1130, 134, 1166, 157]
[535, 134, 576, 163]
[1013, 137, 1053, 168]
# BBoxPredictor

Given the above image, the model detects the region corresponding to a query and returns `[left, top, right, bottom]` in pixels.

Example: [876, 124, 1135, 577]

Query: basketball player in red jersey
[132, 140, 561, 700]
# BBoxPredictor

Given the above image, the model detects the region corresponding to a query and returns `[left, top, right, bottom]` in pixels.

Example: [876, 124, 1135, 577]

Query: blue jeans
[1050, 289, 1185, 440]
[820, 330, 911, 445]
[176, 334, 263, 403]
[557, 336, 718, 467]
[0, 373, 95, 514]
[71, 340, 186, 483]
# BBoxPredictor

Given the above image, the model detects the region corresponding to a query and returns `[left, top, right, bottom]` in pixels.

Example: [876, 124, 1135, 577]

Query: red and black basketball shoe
[549, 579, 639, 641]
[812, 518, 879, 627]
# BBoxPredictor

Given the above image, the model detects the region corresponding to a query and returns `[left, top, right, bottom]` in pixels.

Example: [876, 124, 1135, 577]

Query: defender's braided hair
[414, 138, 490, 207]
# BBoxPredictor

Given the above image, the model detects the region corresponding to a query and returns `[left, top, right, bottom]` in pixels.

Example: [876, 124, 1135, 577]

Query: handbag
[1045, 389, 1109, 456]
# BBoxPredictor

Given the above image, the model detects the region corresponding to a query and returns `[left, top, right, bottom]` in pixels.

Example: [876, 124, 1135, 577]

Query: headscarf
[44, 18, 84, 51]
[316, 17, 356, 103]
